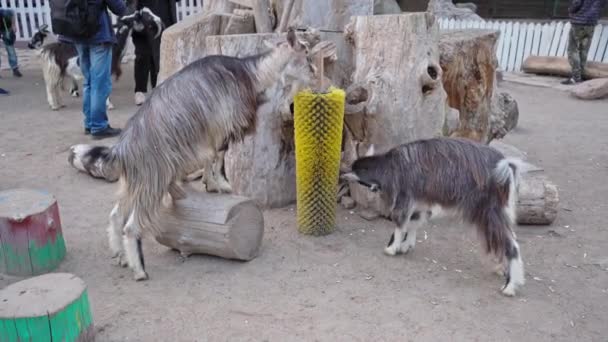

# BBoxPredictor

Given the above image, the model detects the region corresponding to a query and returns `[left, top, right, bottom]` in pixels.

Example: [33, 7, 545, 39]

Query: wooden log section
[522, 56, 608, 80]
[0, 188, 67, 276]
[157, 188, 264, 261]
[0, 273, 95, 342]
[516, 171, 559, 225]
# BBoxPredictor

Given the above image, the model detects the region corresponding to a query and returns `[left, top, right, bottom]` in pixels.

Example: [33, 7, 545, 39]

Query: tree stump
[522, 56, 608, 80]
[439, 29, 500, 143]
[157, 187, 264, 261]
[344, 13, 448, 209]
[0, 273, 94, 341]
[0, 189, 66, 276]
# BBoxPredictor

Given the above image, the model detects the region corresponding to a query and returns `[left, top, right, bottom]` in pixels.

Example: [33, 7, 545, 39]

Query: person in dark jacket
[132, 0, 179, 105]
[0, 9, 23, 78]
[58, 0, 127, 139]
[562, 0, 608, 84]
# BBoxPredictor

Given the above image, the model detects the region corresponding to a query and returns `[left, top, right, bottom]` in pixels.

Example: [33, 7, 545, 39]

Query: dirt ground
[1, 62, 607, 342]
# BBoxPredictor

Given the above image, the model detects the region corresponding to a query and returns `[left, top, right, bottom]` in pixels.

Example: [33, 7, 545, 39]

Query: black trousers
[133, 33, 161, 93]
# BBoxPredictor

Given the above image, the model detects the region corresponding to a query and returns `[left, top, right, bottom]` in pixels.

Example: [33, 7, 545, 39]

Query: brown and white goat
[342, 137, 528, 296]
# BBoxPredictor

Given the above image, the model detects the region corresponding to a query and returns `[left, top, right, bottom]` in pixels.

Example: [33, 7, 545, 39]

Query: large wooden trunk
[522, 56, 608, 79]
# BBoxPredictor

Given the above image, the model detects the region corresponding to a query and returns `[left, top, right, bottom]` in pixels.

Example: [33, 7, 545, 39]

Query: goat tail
[68, 144, 121, 182]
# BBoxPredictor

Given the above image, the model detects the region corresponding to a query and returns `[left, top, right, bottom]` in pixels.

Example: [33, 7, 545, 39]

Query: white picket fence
[438, 18, 608, 72]
[0, 0, 204, 41]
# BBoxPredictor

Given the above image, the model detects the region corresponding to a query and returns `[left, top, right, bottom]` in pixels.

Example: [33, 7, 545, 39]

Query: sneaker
[91, 126, 122, 140]
[84, 128, 91, 135]
[13, 68, 22, 78]
[560, 78, 578, 85]
[0, 88, 9, 95]
[134, 92, 146, 106]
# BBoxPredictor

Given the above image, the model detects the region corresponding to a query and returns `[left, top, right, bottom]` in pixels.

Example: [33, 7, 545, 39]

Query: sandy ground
[1, 62, 608, 342]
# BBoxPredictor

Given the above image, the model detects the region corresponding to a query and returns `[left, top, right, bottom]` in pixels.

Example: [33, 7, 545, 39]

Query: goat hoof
[134, 271, 149, 281]
[384, 246, 399, 256]
[501, 285, 516, 297]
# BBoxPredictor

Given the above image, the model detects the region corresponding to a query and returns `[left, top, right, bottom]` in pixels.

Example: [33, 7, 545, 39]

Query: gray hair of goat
[342, 137, 526, 258]
[72, 28, 315, 239]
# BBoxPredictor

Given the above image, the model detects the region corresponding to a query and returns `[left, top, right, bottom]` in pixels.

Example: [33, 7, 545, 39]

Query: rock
[455, 2, 477, 12]
[489, 92, 519, 140]
[341, 196, 356, 209]
[427, 0, 482, 20]
[359, 209, 380, 221]
[570, 78, 608, 100]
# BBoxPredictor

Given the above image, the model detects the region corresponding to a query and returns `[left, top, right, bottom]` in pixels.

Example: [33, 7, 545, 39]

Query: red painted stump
[0, 188, 67, 276]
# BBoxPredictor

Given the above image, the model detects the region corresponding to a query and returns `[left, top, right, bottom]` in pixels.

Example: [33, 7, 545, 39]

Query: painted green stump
[0, 273, 95, 341]
[0, 188, 67, 276]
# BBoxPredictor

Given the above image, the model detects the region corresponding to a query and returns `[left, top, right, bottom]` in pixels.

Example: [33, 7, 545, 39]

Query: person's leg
[75, 44, 92, 132]
[564, 25, 583, 84]
[5, 43, 21, 77]
[149, 37, 161, 88]
[89, 43, 112, 134]
[579, 25, 595, 80]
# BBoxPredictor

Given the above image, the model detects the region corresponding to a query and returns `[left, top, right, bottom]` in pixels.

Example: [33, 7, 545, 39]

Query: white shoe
[134, 92, 146, 106]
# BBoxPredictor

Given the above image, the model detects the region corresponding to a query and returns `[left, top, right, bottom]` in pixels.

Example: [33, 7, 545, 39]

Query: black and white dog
[342, 137, 528, 296]
[27, 8, 162, 110]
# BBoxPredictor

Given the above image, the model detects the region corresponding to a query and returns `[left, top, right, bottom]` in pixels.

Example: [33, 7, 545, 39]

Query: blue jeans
[74, 43, 113, 133]
[1, 42, 18, 70]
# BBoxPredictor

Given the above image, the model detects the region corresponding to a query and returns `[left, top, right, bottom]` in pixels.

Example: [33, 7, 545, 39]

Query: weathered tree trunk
[224, 10, 256, 35]
[0, 188, 66, 276]
[157, 187, 264, 261]
[344, 13, 448, 210]
[373, 0, 402, 14]
[522, 56, 608, 79]
[203, 31, 333, 208]
[252, 0, 274, 32]
[273, 0, 373, 32]
[0, 273, 95, 341]
[439, 29, 499, 143]
[158, 13, 223, 82]
[427, 0, 482, 20]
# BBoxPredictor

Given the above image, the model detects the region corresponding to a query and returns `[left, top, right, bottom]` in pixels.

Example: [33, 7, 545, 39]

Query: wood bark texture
[516, 172, 559, 225]
[156, 187, 264, 261]
[0, 273, 95, 341]
[0, 188, 66, 276]
[522, 56, 608, 79]
[439, 29, 499, 143]
[271, 0, 373, 32]
[253, 0, 274, 32]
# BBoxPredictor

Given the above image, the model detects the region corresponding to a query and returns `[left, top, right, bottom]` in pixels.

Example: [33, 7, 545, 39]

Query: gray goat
[342, 137, 527, 296]
[69, 28, 317, 281]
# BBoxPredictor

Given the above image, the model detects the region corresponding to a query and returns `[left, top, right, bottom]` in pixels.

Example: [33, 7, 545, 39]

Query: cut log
[439, 29, 500, 143]
[516, 172, 559, 225]
[0, 273, 94, 341]
[522, 56, 608, 80]
[252, 0, 273, 32]
[0, 188, 66, 276]
[157, 187, 264, 261]
[344, 13, 448, 209]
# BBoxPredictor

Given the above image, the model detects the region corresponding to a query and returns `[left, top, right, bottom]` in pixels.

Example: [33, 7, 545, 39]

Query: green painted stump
[0, 188, 67, 276]
[0, 273, 95, 342]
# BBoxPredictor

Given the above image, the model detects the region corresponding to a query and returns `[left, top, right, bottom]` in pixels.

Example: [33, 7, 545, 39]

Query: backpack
[50, 0, 101, 38]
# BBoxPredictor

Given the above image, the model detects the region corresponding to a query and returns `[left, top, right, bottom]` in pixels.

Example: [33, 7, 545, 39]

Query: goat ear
[365, 144, 375, 157]
[340, 172, 360, 182]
